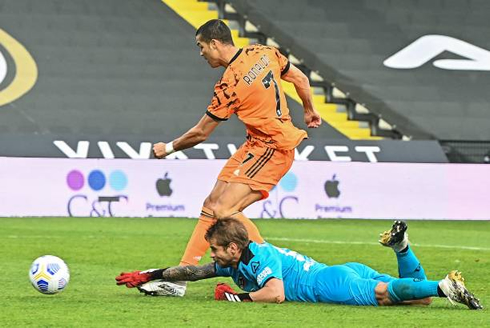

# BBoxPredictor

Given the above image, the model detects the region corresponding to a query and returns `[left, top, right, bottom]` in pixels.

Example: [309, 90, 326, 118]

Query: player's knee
[212, 204, 230, 219]
[203, 196, 215, 210]
[418, 297, 433, 305]
[375, 282, 393, 306]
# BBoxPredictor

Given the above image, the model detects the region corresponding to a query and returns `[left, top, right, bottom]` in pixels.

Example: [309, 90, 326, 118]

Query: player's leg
[379, 220, 426, 280]
[375, 272, 483, 309]
[231, 210, 264, 243]
[138, 180, 226, 297]
[315, 265, 382, 306]
[343, 262, 395, 284]
[359, 221, 482, 309]
[210, 181, 265, 242]
[211, 146, 295, 241]
[315, 264, 433, 307]
[212, 182, 263, 218]
[180, 143, 265, 268]
[138, 181, 264, 297]
[214, 145, 294, 219]
[376, 280, 438, 306]
[179, 179, 226, 266]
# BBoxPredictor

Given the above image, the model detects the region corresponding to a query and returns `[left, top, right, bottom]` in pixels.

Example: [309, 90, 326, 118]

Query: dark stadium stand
[225, 0, 490, 143]
[2, 0, 475, 161]
[0, 0, 351, 158]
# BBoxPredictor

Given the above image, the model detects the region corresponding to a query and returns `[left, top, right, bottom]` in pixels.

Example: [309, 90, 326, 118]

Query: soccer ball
[29, 255, 70, 294]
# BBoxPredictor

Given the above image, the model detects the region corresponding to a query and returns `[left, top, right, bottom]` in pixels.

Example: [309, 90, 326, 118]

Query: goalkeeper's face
[209, 239, 240, 268]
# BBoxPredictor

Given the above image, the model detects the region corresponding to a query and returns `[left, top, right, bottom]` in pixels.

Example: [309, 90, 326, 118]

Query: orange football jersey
[206, 45, 307, 150]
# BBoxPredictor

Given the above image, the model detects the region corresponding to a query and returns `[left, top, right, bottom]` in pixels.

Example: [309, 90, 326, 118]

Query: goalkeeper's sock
[395, 245, 427, 280]
[232, 212, 264, 244]
[179, 207, 216, 266]
[387, 278, 440, 303]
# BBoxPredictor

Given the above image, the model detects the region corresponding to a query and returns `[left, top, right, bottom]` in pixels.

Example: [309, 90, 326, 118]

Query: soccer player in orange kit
[148, 19, 321, 296]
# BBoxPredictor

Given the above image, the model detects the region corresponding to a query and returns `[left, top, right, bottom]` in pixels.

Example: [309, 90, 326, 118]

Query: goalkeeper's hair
[205, 218, 249, 250]
[196, 19, 234, 46]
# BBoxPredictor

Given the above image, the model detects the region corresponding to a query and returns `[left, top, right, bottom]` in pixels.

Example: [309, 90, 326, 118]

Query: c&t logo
[0, 29, 38, 107]
[66, 169, 129, 217]
[260, 172, 299, 218]
[156, 172, 173, 197]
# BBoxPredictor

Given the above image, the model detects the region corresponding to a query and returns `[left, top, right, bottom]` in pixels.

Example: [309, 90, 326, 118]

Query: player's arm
[281, 64, 321, 128]
[115, 263, 217, 288]
[249, 278, 285, 303]
[215, 277, 285, 303]
[153, 114, 220, 158]
[160, 263, 218, 281]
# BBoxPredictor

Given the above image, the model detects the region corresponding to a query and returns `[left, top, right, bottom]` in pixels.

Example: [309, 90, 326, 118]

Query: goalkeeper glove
[115, 269, 166, 288]
[214, 283, 252, 302]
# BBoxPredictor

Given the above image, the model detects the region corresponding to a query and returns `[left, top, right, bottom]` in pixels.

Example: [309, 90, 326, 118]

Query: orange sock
[179, 207, 216, 266]
[233, 212, 264, 243]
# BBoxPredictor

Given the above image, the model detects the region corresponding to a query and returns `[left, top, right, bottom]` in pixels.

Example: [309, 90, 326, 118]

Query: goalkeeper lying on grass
[116, 218, 482, 309]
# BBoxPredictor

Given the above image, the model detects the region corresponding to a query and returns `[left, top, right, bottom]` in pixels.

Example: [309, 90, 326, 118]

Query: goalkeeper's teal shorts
[314, 262, 395, 306]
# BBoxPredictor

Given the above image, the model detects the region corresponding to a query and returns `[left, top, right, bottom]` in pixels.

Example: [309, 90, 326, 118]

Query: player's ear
[228, 242, 239, 254]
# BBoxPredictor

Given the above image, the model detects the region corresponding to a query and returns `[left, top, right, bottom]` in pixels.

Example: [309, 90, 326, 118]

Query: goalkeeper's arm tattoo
[161, 263, 217, 282]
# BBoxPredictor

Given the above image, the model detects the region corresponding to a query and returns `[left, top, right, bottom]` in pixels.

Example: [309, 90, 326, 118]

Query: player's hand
[214, 283, 240, 301]
[152, 142, 167, 159]
[115, 270, 152, 288]
[304, 109, 321, 128]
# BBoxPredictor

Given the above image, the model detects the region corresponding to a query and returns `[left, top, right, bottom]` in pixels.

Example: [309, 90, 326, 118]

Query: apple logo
[324, 174, 340, 198]
[156, 172, 173, 197]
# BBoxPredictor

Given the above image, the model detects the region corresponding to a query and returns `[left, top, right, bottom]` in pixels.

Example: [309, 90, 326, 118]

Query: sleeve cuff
[281, 61, 291, 76]
[206, 110, 228, 122]
[260, 276, 278, 288]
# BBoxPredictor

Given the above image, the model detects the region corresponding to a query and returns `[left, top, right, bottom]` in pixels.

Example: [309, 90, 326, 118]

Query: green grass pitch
[0, 218, 488, 327]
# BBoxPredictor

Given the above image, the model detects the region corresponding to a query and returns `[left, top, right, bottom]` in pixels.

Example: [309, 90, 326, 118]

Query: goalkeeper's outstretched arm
[115, 263, 217, 288]
[159, 263, 217, 282]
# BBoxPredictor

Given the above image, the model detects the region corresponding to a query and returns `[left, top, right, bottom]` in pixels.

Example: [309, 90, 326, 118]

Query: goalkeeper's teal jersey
[214, 241, 328, 302]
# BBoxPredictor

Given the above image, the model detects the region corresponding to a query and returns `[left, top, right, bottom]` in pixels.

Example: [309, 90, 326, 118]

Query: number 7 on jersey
[262, 70, 282, 117]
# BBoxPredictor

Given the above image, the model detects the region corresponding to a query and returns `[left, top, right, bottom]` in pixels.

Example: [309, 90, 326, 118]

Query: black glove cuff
[225, 292, 252, 302]
[148, 268, 168, 280]
[237, 293, 253, 302]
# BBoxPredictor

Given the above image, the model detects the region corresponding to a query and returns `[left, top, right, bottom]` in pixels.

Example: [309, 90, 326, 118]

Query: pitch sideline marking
[6, 235, 489, 251]
[267, 237, 490, 252]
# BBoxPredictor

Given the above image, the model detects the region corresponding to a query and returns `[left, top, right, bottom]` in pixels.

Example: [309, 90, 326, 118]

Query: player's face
[209, 239, 236, 267]
[196, 35, 220, 68]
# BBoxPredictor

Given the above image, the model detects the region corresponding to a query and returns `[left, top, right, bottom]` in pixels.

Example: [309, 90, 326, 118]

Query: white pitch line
[267, 237, 490, 252]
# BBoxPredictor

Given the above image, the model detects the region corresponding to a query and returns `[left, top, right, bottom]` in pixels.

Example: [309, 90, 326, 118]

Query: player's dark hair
[205, 218, 249, 250]
[196, 19, 234, 46]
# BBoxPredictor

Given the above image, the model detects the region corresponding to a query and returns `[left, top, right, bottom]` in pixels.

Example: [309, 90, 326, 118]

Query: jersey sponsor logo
[384, 35, 490, 71]
[0, 29, 38, 107]
[251, 261, 260, 274]
[256, 267, 272, 285]
[243, 55, 270, 86]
